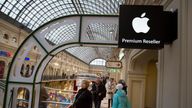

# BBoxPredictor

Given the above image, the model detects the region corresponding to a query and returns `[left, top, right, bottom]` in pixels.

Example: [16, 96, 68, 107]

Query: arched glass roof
[66, 47, 113, 64]
[0, 0, 125, 30]
[0, 0, 172, 65]
[0, 0, 122, 65]
[90, 58, 106, 66]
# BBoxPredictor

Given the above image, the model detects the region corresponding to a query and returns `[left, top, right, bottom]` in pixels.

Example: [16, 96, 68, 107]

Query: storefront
[0, 0, 192, 108]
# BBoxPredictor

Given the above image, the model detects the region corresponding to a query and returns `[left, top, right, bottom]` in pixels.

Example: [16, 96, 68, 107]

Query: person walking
[112, 84, 131, 108]
[115, 79, 127, 95]
[71, 80, 92, 108]
[105, 78, 116, 108]
[91, 79, 106, 108]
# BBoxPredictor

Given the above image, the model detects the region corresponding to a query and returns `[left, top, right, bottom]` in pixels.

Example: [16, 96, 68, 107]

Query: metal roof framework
[0, 0, 124, 30]
[0, 0, 123, 64]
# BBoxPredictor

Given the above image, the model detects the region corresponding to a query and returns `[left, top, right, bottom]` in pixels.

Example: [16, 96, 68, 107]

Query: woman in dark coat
[73, 80, 92, 108]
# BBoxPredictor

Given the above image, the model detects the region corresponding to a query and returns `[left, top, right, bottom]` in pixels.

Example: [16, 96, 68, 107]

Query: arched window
[90, 59, 106, 66]
[0, 61, 5, 79]
[3, 34, 9, 40]
[34, 46, 37, 50]
[12, 37, 17, 42]
[17, 87, 30, 108]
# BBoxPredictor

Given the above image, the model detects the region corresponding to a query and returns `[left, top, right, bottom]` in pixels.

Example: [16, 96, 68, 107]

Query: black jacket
[91, 83, 106, 100]
[74, 88, 92, 108]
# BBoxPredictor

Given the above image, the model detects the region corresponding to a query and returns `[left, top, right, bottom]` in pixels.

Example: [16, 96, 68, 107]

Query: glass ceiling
[0, 0, 123, 64]
[45, 23, 78, 45]
[0, 0, 125, 30]
[90, 59, 106, 66]
[66, 47, 113, 64]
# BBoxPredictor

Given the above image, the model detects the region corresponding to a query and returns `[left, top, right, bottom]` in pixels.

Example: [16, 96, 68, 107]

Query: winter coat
[105, 81, 115, 99]
[91, 83, 106, 101]
[112, 90, 131, 108]
[74, 88, 92, 108]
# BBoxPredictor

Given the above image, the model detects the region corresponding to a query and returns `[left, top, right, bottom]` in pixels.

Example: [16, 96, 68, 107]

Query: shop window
[17, 87, 30, 108]
[0, 61, 5, 79]
[3, 34, 9, 40]
[20, 64, 33, 77]
[34, 46, 37, 50]
[25, 64, 30, 77]
[12, 37, 17, 43]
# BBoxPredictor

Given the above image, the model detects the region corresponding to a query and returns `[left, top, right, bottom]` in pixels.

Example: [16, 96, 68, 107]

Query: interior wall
[145, 61, 157, 108]
[127, 50, 158, 108]
[128, 75, 146, 108]
[158, 0, 192, 108]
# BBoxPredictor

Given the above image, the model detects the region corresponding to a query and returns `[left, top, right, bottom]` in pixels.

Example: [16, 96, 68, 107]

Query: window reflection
[17, 87, 30, 108]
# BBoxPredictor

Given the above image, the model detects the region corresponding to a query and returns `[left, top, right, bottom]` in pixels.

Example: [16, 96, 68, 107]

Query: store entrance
[39, 46, 117, 108]
[128, 50, 158, 108]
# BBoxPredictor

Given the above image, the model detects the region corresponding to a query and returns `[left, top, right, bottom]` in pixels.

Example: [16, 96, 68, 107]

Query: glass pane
[90, 59, 106, 66]
[0, 0, 125, 30]
[17, 87, 30, 108]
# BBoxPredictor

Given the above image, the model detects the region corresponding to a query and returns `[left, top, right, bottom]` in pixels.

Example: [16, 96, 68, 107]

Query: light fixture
[119, 48, 125, 60]
[54, 62, 59, 66]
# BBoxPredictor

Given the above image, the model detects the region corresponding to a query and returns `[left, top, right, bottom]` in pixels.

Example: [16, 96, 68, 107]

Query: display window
[3, 34, 9, 40]
[41, 80, 77, 108]
[17, 87, 30, 108]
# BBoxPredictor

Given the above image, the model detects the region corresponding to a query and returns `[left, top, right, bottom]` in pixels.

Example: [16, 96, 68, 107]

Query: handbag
[69, 91, 86, 108]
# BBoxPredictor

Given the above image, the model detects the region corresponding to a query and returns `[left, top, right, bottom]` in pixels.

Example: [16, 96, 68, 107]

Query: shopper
[115, 79, 127, 94]
[120, 80, 128, 94]
[112, 84, 131, 108]
[105, 78, 116, 108]
[39, 86, 49, 108]
[71, 80, 92, 108]
[91, 79, 106, 108]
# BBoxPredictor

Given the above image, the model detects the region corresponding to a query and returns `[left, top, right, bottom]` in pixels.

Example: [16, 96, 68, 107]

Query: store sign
[118, 5, 177, 49]
[0, 50, 12, 57]
[106, 61, 122, 69]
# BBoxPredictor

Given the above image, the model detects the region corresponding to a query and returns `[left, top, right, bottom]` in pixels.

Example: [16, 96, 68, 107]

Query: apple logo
[132, 12, 150, 33]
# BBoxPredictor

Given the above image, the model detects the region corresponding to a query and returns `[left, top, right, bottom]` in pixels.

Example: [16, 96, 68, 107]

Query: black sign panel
[119, 5, 168, 49]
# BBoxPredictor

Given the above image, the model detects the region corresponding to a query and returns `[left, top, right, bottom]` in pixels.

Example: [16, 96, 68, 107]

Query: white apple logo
[132, 12, 150, 33]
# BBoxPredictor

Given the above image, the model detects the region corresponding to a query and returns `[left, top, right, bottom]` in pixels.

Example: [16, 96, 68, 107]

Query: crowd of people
[71, 78, 131, 108]
[39, 77, 131, 108]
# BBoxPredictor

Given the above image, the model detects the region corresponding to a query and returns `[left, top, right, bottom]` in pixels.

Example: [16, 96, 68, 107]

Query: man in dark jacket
[91, 79, 106, 108]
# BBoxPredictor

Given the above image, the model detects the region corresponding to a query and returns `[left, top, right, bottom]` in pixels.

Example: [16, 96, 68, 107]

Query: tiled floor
[101, 98, 109, 108]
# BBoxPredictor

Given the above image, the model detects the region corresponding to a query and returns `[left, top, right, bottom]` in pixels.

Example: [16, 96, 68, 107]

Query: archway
[127, 50, 158, 108]
[3, 15, 119, 108]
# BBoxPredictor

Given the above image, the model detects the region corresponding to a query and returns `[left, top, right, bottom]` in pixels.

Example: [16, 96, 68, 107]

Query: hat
[116, 84, 123, 90]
